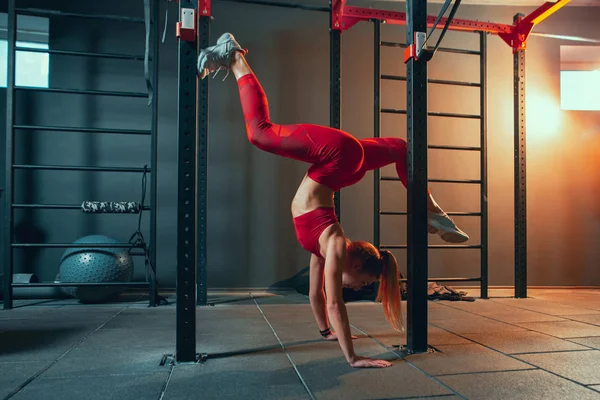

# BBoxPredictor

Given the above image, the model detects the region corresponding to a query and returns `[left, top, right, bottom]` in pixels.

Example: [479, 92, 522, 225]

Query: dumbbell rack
[2, 0, 161, 309]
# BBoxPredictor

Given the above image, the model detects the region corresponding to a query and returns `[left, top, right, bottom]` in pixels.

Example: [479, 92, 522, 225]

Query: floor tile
[0, 361, 48, 399]
[407, 343, 531, 376]
[438, 369, 600, 400]
[492, 298, 599, 316]
[514, 320, 600, 338]
[163, 353, 310, 400]
[561, 314, 600, 326]
[568, 337, 600, 349]
[463, 330, 589, 354]
[431, 315, 526, 334]
[515, 350, 600, 385]
[11, 372, 169, 400]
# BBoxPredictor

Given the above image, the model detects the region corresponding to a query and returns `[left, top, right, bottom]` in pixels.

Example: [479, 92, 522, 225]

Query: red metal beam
[331, 0, 347, 30]
[498, 0, 571, 52]
[337, 6, 513, 34]
[334, 1, 570, 53]
[521, 0, 571, 27]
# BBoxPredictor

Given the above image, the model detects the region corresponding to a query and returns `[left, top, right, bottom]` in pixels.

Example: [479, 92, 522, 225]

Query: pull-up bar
[170, 0, 329, 13]
[216, 0, 329, 12]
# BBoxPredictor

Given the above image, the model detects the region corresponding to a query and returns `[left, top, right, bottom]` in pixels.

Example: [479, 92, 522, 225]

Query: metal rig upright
[405, 0, 430, 354]
[176, 0, 202, 363]
[331, 0, 343, 221]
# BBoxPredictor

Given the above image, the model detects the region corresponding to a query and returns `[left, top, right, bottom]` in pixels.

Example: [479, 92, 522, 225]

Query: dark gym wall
[4, 0, 600, 289]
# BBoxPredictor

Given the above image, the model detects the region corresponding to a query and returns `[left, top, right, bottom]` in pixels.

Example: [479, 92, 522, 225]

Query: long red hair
[347, 240, 404, 332]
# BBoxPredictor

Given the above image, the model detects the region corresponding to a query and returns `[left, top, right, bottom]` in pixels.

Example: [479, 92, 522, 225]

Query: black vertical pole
[149, 0, 160, 307]
[514, 15, 527, 299]
[405, 0, 429, 353]
[372, 19, 382, 299]
[330, 2, 342, 221]
[196, 12, 210, 307]
[3, 0, 16, 310]
[176, 0, 198, 362]
[479, 31, 488, 299]
[373, 20, 381, 250]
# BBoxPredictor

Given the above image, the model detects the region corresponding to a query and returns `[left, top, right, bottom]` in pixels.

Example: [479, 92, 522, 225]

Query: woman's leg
[231, 52, 364, 177]
[358, 137, 469, 243]
[230, 52, 325, 162]
[198, 33, 364, 186]
[358, 138, 438, 210]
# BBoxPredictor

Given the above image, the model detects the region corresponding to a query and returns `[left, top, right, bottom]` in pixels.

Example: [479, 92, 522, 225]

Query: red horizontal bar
[342, 6, 512, 34]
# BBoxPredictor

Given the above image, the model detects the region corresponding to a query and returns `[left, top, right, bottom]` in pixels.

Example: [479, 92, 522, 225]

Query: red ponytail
[377, 250, 404, 332]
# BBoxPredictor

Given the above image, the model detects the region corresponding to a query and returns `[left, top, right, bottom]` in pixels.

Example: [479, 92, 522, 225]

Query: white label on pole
[181, 9, 195, 30]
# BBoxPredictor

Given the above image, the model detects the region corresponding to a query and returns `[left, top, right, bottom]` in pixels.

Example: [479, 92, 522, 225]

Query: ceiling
[377, 0, 598, 6]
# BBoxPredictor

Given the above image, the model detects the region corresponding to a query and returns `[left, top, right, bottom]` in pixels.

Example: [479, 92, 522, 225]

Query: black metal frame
[373, 19, 381, 250]
[330, 5, 342, 220]
[4, 0, 17, 310]
[197, 14, 211, 312]
[175, 0, 200, 363]
[150, 0, 161, 308]
[479, 31, 489, 299]
[3, 0, 161, 309]
[513, 14, 527, 299]
[405, 0, 430, 354]
[216, 0, 329, 12]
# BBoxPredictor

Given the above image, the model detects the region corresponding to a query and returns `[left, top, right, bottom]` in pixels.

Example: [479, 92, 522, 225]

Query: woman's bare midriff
[291, 174, 335, 218]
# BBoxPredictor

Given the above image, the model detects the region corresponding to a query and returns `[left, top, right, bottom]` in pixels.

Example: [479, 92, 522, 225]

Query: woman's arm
[321, 225, 357, 363]
[308, 254, 329, 331]
[309, 253, 358, 341]
[320, 224, 392, 368]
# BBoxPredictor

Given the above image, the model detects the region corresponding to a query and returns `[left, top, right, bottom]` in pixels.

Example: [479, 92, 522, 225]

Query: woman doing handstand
[197, 33, 469, 369]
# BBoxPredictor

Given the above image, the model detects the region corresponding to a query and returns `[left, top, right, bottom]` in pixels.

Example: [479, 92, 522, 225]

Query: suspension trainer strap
[127, 166, 157, 283]
[423, 0, 462, 58]
[409, 0, 462, 63]
[162, 0, 170, 43]
[144, 0, 153, 106]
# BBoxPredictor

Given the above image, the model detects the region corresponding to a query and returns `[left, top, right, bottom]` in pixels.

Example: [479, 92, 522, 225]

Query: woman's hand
[349, 356, 392, 368]
[324, 331, 358, 341]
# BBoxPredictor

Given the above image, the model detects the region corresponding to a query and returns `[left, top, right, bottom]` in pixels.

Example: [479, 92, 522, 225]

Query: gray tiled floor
[2, 289, 600, 399]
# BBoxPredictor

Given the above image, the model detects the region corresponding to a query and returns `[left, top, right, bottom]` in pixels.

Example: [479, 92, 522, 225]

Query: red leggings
[237, 73, 364, 192]
[357, 138, 431, 194]
[236, 73, 425, 192]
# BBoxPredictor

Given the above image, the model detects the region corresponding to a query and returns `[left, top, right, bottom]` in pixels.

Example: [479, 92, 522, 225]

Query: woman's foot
[197, 32, 247, 80]
[428, 210, 470, 243]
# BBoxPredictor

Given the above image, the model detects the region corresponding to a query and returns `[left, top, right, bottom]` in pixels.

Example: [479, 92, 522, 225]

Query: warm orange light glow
[526, 90, 564, 142]
[560, 70, 600, 111]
